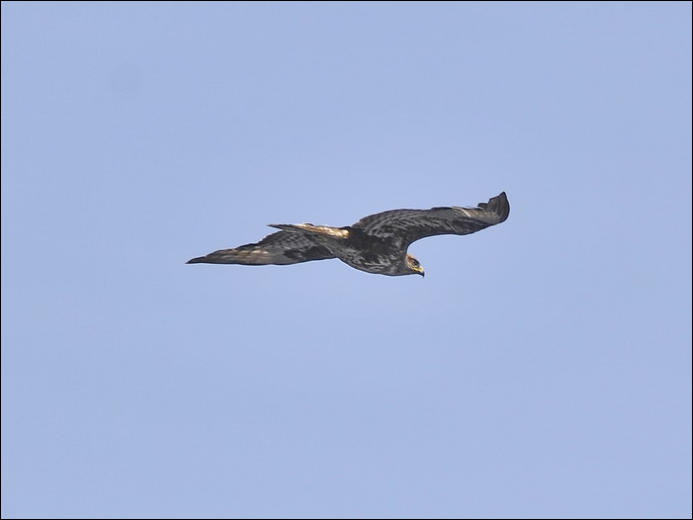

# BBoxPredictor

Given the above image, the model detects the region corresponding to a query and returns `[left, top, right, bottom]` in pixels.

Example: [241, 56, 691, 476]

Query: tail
[269, 223, 350, 239]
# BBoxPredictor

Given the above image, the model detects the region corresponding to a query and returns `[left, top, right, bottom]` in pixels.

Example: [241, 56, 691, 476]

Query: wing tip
[487, 191, 510, 223]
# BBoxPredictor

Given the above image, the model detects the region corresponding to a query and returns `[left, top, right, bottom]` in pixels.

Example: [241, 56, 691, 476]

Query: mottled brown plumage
[187, 191, 509, 276]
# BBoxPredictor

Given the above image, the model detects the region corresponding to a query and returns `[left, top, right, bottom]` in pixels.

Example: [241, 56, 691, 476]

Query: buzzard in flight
[187, 191, 509, 276]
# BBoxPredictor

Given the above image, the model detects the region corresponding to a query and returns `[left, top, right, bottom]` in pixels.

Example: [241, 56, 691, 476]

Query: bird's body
[187, 191, 510, 276]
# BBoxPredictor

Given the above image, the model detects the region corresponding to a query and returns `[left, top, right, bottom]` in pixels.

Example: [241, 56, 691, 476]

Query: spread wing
[186, 230, 334, 265]
[352, 191, 509, 247]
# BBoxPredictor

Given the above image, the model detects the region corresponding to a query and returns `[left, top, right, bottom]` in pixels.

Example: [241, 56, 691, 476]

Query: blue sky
[1, 2, 691, 518]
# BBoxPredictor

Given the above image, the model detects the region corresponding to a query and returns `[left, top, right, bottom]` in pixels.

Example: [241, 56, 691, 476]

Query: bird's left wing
[352, 191, 510, 247]
[187, 230, 334, 265]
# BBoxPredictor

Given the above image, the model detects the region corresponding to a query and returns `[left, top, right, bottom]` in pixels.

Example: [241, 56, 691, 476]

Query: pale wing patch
[453, 207, 475, 218]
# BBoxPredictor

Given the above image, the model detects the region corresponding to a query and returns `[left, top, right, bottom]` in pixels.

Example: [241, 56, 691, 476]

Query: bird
[187, 191, 509, 277]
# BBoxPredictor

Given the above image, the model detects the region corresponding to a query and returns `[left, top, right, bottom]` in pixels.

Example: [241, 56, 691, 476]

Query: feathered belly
[333, 248, 405, 275]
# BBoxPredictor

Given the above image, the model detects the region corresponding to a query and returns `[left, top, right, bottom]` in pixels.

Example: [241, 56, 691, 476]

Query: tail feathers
[269, 223, 349, 239]
[269, 224, 303, 232]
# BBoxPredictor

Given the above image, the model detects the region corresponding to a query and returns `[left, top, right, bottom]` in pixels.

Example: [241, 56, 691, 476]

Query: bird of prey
[187, 191, 509, 277]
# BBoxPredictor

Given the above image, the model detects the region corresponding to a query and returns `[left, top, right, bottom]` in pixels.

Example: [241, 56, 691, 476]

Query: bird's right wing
[352, 191, 510, 247]
[187, 230, 335, 265]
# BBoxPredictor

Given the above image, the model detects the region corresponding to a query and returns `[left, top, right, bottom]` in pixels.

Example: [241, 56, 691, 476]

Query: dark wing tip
[485, 191, 510, 223]
[186, 257, 205, 264]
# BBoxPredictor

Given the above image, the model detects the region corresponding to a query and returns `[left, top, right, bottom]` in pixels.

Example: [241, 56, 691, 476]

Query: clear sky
[1, 2, 691, 518]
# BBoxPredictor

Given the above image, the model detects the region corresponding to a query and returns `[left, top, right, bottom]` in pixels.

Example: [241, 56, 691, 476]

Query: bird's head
[406, 254, 425, 277]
